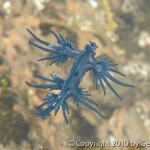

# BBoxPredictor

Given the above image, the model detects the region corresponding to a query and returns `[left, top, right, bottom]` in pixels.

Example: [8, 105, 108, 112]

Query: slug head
[85, 41, 98, 55]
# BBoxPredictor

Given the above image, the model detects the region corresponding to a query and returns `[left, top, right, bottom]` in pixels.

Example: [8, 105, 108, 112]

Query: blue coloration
[26, 29, 134, 123]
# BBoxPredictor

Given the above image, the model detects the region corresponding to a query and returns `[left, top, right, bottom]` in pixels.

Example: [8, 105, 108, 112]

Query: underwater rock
[0, 88, 29, 145]
[2, 1, 12, 15]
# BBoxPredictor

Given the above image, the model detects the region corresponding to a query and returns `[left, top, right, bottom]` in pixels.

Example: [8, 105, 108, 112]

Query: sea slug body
[26, 29, 134, 123]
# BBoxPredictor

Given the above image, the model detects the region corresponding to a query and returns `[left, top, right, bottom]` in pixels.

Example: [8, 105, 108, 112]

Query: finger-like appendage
[27, 28, 50, 46]
[81, 96, 99, 106]
[103, 70, 134, 87]
[59, 34, 66, 44]
[94, 73, 99, 89]
[25, 81, 55, 89]
[107, 68, 125, 76]
[101, 75, 123, 100]
[51, 30, 62, 44]
[38, 55, 59, 61]
[61, 105, 69, 124]
[54, 105, 60, 116]
[34, 75, 55, 83]
[80, 100, 105, 118]
[29, 41, 59, 54]
[98, 75, 106, 95]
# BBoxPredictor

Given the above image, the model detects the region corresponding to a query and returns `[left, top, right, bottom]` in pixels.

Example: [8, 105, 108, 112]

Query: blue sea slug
[26, 29, 134, 123]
